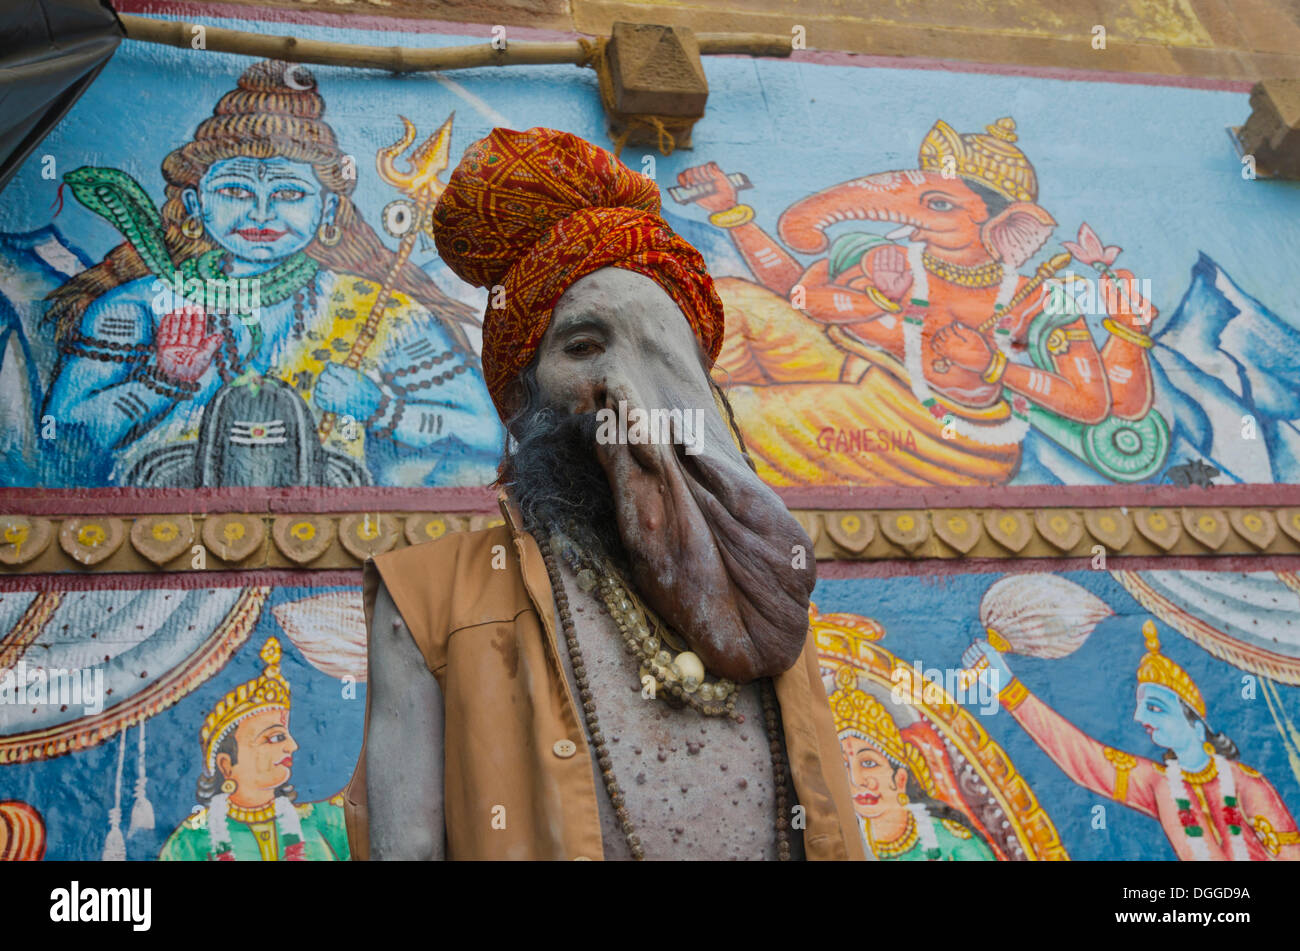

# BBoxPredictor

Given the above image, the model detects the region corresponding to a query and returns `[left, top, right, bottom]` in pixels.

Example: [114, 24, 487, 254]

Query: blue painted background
[1, 13, 1299, 486]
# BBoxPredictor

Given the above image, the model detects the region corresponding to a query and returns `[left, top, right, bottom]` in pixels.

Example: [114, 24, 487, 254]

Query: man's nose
[569, 377, 611, 416]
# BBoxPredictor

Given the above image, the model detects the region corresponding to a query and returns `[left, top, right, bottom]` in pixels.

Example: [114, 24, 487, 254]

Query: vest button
[552, 739, 577, 758]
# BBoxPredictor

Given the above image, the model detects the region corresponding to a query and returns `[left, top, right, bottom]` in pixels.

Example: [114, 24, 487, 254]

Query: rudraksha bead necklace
[536, 527, 792, 861]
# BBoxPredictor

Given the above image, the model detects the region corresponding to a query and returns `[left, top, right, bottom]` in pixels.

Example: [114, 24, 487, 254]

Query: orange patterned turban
[432, 126, 725, 418]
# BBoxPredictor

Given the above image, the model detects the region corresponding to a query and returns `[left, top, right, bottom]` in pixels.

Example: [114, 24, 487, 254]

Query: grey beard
[499, 399, 630, 572]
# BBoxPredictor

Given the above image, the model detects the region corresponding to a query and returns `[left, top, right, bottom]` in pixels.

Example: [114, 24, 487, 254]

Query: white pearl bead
[674, 651, 705, 683]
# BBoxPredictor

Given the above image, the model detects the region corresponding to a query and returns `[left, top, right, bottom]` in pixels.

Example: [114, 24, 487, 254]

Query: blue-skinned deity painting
[37, 59, 500, 488]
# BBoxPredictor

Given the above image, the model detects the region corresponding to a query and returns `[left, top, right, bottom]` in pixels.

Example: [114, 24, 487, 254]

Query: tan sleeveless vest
[343, 493, 865, 861]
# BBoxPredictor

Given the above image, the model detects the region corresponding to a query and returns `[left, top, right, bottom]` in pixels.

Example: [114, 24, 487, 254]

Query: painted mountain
[1150, 252, 1300, 485]
[0, 226, 91, 486]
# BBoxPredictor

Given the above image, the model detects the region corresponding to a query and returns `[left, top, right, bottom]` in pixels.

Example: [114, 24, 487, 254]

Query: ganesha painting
[679, 116, 1168, 487]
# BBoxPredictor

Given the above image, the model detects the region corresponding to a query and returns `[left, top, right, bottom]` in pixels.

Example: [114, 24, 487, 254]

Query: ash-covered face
[502, 266, 816, 683]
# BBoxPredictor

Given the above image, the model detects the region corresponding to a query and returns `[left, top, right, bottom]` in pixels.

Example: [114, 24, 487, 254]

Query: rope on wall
[577, 37, 697, 158]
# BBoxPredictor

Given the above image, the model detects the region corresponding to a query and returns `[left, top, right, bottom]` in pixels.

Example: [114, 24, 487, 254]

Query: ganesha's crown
[918, 117, 1037, 204]
[1136, 620, 1205, 718]
[201, 637, 291, 772]
[829, 666, 935, 796]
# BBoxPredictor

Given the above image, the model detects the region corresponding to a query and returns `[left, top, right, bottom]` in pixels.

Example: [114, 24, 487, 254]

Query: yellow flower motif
[223, 522, 246, 543]
[77, 524, 106, 547]
[1243, 514, 1263, 531]
[3, 524, 29, 546]
[1050, 516, 1069, 533]
[999, 515, 1018, 534]
[896, 515, 915, 532]
[840, 515, 861, 534]
[1148, 513, 1168, 531]
[947, 516, 967, 533]
[424, 519, 447, 540]
[151, 522, 179, 542]
[290, 522, 316, 541]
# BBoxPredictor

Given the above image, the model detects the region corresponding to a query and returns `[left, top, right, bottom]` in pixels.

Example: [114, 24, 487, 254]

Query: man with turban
[343, 127, 863, 861]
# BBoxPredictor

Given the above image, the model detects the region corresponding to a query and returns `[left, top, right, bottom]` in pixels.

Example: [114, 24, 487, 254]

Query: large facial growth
[527, 267, 816, 683]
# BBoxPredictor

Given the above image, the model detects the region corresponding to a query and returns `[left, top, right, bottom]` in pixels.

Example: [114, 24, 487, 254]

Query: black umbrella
[0, 0, 123, 194]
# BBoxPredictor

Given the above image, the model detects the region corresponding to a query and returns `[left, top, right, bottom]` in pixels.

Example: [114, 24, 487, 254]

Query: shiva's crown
[1136, 620, 1205, 718]
[918, 117, 1037, 204]
[201, 637, 291, 772]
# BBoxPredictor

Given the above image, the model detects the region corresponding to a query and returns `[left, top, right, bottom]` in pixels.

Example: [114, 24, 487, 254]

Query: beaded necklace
[536, 528, 793, 861]
[209, 253, 318, 384]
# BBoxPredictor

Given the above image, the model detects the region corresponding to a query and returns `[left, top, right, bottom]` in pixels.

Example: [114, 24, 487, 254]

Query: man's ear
[980, 202, 1056, 269]
[216, 752, 232, 779]
[182, 187, 201, 219]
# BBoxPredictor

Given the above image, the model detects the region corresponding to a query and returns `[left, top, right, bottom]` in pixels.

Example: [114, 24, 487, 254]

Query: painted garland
[1164, 756, 1249, 861]
[902, 242, 1030, 446]
[203, 793, 306, 862]
[908, 802, 943, 860]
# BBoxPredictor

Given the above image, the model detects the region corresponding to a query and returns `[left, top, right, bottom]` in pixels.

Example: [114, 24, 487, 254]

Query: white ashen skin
[531, 266, 816, 683]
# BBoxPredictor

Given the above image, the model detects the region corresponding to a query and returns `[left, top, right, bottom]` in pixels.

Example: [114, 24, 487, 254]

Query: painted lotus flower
[1062, 222, 1121, 267]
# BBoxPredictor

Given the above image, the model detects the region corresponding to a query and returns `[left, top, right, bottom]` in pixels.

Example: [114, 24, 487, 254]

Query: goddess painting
[160, 638, 349, 861]
[678, 118, 1168, 487]
[965, 621, 1300, 860]
[810, 604, 1067, 859]
[828, 667, 995, 860]
[42, 59, 500, 488]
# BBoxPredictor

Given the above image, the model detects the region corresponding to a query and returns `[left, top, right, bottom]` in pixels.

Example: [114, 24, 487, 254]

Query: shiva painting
[40, 59, 499, 488]
[160, 638, 350, 861]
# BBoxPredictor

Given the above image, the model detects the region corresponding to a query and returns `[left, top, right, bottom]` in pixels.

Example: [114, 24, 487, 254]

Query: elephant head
[778, 118, 1056, 270]
[501, 267, 816, 684]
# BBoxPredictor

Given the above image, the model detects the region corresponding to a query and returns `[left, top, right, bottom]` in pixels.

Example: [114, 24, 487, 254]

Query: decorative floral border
[3, 506, 1300, 572]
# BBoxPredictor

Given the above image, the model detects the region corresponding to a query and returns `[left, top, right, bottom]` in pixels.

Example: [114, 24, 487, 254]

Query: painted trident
[318, 113, 455, 442]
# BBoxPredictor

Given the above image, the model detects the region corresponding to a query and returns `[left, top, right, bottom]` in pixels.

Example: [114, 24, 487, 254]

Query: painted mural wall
[4, 566, 1300, 860]
[1, 9, 1298, 491]
[3, 5, 1300, 862]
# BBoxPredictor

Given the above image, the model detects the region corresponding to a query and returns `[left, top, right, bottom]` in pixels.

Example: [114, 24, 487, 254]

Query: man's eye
[216, 186, 253, 199]
[565, 340, 599, 356]
[927, 198, 954, 211]
[273, 189, 306, 201]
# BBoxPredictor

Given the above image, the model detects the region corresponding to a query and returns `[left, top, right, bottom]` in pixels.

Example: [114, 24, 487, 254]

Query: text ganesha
[817, 427, 919, 454]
